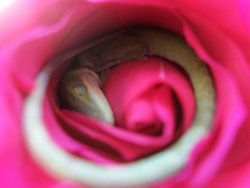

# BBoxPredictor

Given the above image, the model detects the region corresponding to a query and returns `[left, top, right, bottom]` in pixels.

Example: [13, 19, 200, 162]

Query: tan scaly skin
[59, 68, 114, 124]
[65, 28, 215, 131]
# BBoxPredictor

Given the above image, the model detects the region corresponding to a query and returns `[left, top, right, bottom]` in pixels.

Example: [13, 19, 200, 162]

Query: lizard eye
[73, 85, 87, 96]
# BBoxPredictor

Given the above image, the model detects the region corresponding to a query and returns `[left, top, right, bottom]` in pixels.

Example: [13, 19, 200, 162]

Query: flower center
[103, 57, 194, 140]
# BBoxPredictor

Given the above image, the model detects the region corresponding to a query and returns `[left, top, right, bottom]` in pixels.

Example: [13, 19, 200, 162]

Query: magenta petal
[152, 85, 176, 141]
[167, 9, 249, 185]
[124, 99, 160, 131]
[124, 86, 175, 137]
[179, 64, 247, 185]
[104, 57, 195, 136]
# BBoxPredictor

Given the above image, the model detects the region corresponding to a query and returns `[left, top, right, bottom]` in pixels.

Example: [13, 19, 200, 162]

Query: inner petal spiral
[103, 58, 195, 142]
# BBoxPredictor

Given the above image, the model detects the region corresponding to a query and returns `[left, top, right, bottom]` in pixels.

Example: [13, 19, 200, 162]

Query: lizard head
[59, 68, 114, 125]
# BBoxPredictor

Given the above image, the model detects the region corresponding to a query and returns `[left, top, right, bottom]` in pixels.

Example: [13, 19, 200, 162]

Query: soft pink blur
[0, 0, 250, 187]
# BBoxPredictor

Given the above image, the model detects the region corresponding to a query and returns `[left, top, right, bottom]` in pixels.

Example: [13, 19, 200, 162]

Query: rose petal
[1, 0, 249, 187]
[175, 11, 248, 184]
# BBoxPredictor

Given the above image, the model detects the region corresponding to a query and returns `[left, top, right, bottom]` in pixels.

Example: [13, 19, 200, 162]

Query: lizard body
[25, 28, 216, 187]
[60, 28, 215, 128]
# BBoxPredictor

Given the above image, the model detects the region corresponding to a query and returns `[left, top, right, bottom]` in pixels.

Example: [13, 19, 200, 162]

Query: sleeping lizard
[59, 28, 215, 130]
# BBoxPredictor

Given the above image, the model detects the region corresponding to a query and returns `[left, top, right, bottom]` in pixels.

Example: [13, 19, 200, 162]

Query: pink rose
[1, 0, 250, 187]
